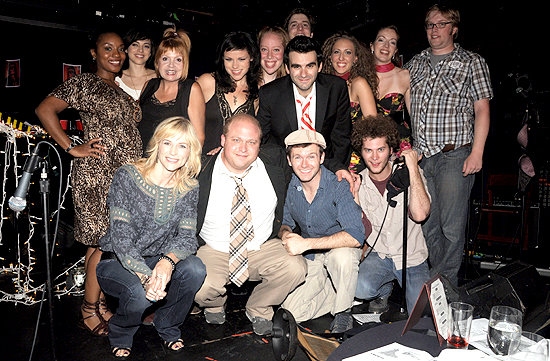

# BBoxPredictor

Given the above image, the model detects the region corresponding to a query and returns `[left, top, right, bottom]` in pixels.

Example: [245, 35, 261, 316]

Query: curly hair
[321, 31, 378, 99]
[351, 114, 399, 154]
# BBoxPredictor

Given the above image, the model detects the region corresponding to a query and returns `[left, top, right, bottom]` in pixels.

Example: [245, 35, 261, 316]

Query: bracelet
[139, 274, 150, 286]
[65, 141, 76, 153]
[159, 255, 176, 271]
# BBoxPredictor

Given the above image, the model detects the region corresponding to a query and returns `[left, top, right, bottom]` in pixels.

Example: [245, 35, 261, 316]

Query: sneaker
[368, 297, 389, 313]
[330, 312, 353, 333]
[204, 310, 226, 325]
[246, 311, 273, 336]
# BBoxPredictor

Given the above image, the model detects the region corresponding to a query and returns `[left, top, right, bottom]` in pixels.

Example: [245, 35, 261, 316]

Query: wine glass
[487, 305, 523, 356]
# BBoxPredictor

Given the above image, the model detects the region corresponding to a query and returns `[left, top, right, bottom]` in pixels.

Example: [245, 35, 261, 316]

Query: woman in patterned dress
[35, 30, 142, 337]
[370, 25, 412, 152]
[321, 31, 378, 173]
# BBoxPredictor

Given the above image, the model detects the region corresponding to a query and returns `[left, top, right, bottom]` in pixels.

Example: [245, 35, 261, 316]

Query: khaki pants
[195, 238, 307, 320]
[282, 247, 361, 322]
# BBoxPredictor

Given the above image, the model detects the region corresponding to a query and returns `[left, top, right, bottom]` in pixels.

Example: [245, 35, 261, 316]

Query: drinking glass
[517, 331, 548, 360]
[447, 302, 474, 349]
[487, 305, 523, 356]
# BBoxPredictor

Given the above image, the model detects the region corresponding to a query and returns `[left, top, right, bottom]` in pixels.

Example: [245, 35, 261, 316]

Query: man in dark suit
[257, 35, 354, 186]
[194, 113, 306, 336]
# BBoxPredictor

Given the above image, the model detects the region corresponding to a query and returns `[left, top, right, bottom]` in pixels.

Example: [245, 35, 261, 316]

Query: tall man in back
[284, 7, 315, 39]
[257, 35, 354, 186]
[404, 4, 493, 286]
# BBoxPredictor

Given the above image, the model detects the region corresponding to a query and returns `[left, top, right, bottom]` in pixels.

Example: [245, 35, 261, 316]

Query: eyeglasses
[425, 22, 452, 30]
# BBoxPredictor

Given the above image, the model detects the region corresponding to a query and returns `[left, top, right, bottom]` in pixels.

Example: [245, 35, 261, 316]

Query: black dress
[138, 78, 194, 154]
[203, 82, 255, 155]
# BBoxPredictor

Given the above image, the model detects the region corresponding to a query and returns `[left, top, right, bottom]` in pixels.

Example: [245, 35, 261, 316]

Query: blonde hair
[154, 27, 192, 80]
[425, 4, 460, 40]
[258, 26, 290, 81]
[135, 116, 202, 193]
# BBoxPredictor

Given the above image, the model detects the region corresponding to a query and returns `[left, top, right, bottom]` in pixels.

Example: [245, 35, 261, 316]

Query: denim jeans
[355, 252, 430, 313]
[420, 146, 475, 286]
[96, 255, 206, 349]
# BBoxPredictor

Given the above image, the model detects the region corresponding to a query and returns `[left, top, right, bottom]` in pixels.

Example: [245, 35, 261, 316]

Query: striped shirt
[282, 165, 365, 260]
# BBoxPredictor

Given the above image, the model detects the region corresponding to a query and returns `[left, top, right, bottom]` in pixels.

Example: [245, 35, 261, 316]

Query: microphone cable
[361, 161, 401, 262]
[23, 141, 64, 361]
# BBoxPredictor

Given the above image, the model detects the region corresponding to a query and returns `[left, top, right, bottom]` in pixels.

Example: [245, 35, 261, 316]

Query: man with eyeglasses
[404, 4, 493, 287]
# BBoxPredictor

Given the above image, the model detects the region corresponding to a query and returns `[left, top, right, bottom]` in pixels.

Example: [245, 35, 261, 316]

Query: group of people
[33, 3, 492, 359]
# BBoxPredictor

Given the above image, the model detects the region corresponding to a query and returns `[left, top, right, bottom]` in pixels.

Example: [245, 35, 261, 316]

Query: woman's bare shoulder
[395, 67, 410, 79]
[145, 69, 157, 79]
[196, 73, 215, 98]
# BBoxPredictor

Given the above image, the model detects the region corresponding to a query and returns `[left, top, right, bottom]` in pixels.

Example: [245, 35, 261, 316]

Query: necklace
[376, 63, 395, 73]
[125, 73, 141, 100]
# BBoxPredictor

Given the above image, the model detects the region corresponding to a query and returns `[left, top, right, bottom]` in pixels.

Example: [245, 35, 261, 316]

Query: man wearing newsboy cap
[278, 129, 365, 334]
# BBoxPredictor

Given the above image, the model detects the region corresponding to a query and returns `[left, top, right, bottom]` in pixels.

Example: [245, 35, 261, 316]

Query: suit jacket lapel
[284, 77, 299, 131]
[315, 75, 328, 130]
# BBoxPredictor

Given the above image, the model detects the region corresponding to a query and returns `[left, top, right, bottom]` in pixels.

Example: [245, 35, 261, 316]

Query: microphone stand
[39, 160, 57, 361]
[380, 187, 409, 323]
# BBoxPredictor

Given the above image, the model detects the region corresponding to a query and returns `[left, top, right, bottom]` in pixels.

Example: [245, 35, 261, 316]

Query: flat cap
[284, 129, 326, 149]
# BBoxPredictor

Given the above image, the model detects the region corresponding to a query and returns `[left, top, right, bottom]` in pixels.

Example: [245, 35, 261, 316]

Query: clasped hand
[143, 264, 172, 302]
[281, 232, 309, 256]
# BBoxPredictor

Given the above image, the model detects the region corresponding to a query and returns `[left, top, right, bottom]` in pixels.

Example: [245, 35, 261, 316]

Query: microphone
[386, 160, 410, 208]
[9, 144, 43, 212]
[393, 156, 405, 164]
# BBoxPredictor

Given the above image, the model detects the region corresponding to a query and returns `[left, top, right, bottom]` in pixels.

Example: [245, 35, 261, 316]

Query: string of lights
[1, 120, 84, 305]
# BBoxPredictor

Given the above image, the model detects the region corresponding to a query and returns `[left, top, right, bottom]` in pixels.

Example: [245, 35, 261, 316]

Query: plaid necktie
[228, 173, 254, 286]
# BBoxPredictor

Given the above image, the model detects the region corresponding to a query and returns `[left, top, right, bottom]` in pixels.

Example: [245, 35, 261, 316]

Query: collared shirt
[282, 165, 365, 259]
[405, 43, 493, 157]
[357, 165, 429, 270]
[199, 154, 277, 252]
[292, 83, 317, 129]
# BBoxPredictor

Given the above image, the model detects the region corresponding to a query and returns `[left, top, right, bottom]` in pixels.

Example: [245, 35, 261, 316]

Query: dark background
[1, 0, 548, 175]
[0, 0, 546, 175]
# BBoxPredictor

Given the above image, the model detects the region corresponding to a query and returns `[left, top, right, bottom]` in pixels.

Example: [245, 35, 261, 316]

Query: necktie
[229, 174, 254, 287]
[297, 96, 314, 130]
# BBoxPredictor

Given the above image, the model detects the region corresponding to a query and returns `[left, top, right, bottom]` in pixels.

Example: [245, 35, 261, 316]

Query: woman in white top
[116, 27, 157, 101]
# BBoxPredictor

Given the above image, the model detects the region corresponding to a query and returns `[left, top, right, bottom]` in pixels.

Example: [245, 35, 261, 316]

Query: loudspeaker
[457, 261, 546, 323]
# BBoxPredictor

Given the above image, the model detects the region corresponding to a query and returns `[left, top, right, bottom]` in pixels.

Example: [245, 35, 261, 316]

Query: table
[327, 317, 446, 361]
